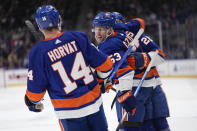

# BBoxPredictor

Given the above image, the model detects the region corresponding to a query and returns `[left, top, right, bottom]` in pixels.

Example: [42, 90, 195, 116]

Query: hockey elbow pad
[25, 95, 44, 112]
[117, 90, 137, 115]
[127, 52, 150, 69]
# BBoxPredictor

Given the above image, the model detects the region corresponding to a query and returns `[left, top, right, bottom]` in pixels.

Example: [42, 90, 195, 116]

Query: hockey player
[112, 12, 170, 131]
[92, 12, 140, 130]
[109, 12, 156, 131]
[92, 11, 139, 115]
[24, 5, 114, 131]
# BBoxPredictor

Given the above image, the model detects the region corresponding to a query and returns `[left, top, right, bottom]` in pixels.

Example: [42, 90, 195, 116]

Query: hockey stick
[115, 50, 159, 131]
[111, 87, 117, 92]
[25, 20, 44, 42]
[107, 28, 144, 83]
[110, 28, 144, 110]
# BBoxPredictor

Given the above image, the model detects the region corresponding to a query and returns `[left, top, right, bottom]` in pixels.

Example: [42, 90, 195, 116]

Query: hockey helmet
[111, 12, 125, 23]
[92, 12, 115, 29]
[35, 5, 61, 29]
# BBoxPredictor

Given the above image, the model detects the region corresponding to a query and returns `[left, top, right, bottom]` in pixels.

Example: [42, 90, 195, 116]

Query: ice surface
[0, 78, 197, 131]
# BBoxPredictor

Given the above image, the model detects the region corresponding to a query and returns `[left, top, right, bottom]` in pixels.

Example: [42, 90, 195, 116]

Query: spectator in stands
[0, 0, 195, 69]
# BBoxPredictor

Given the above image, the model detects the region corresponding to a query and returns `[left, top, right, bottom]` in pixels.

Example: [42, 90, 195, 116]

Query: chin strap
[106, 28, 113, 38]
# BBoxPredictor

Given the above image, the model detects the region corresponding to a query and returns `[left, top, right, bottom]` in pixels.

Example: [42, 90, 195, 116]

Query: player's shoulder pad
[66, 31, 87, 38]
[106, 32, 125, 48]
[64, 31, 89, 43]
[116, 31, 127, 41]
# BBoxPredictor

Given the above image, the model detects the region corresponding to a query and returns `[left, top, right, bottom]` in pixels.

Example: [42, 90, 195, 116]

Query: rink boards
[0, 59, 197, 88]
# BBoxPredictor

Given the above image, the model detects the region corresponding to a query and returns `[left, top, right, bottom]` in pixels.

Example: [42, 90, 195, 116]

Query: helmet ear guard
[35, 5, 61, 29]
[58, 15, 62, 31]
[106, 27, 113, 37]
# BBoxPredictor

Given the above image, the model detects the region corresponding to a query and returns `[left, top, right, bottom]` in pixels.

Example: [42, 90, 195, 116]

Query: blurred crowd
[0, 0, 196, 69]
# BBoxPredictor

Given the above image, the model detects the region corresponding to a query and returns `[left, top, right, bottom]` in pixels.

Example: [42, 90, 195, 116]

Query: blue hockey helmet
[92, 12, 115, 29]
[35, 5, 61, 29]
[111, 12, 126, 23]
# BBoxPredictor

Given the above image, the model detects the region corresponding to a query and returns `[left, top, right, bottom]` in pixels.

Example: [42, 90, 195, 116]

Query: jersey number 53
[109, 53, 121, 63]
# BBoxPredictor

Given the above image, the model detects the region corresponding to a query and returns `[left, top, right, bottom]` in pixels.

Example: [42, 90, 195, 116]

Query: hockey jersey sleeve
[140, 34, 165, 66]
[114, 18, 145, 33]
[126, 18, 145, 34]
[26, 45, 48, 103]
[87, 44, 113, 72]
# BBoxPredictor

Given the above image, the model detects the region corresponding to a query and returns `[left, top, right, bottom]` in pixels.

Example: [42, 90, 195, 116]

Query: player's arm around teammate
[119, 14, 170, 131]
[92, 12, 138, 122]
[111, 12, 170, 131]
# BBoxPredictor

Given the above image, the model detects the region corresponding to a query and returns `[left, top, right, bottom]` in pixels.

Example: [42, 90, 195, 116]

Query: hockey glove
[25, 95, 44, 112]
[127, 52, 150, 69]
[117, 90, 137, 116]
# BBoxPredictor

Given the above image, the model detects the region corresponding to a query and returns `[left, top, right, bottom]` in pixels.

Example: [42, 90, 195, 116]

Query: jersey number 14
[52, 52, 94, 94]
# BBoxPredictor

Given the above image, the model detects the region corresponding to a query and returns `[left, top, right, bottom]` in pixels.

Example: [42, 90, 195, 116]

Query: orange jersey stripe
[156, 49, 165, 58]
[51, 84, 101, 108]
[95, 57, 113, 72]
[110, 31, 118, 37]
[152, 68, 159, 77]
[134, 68, 159, 78]
[59, 120, 65, 131]
[26, 90, 46, 102]
[122, 109, 128, 121]
[132, 18, 145, 29]
[44, 32, 63, 41]
[116, 66, 133, 77]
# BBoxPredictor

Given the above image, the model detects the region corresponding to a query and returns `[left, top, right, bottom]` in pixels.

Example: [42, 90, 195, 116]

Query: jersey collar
[44, 32, 63, 41]
[110, 31, 118, 37]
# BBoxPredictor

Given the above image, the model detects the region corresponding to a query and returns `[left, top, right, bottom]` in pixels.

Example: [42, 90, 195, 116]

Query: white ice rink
[0, 78, 197, 131]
